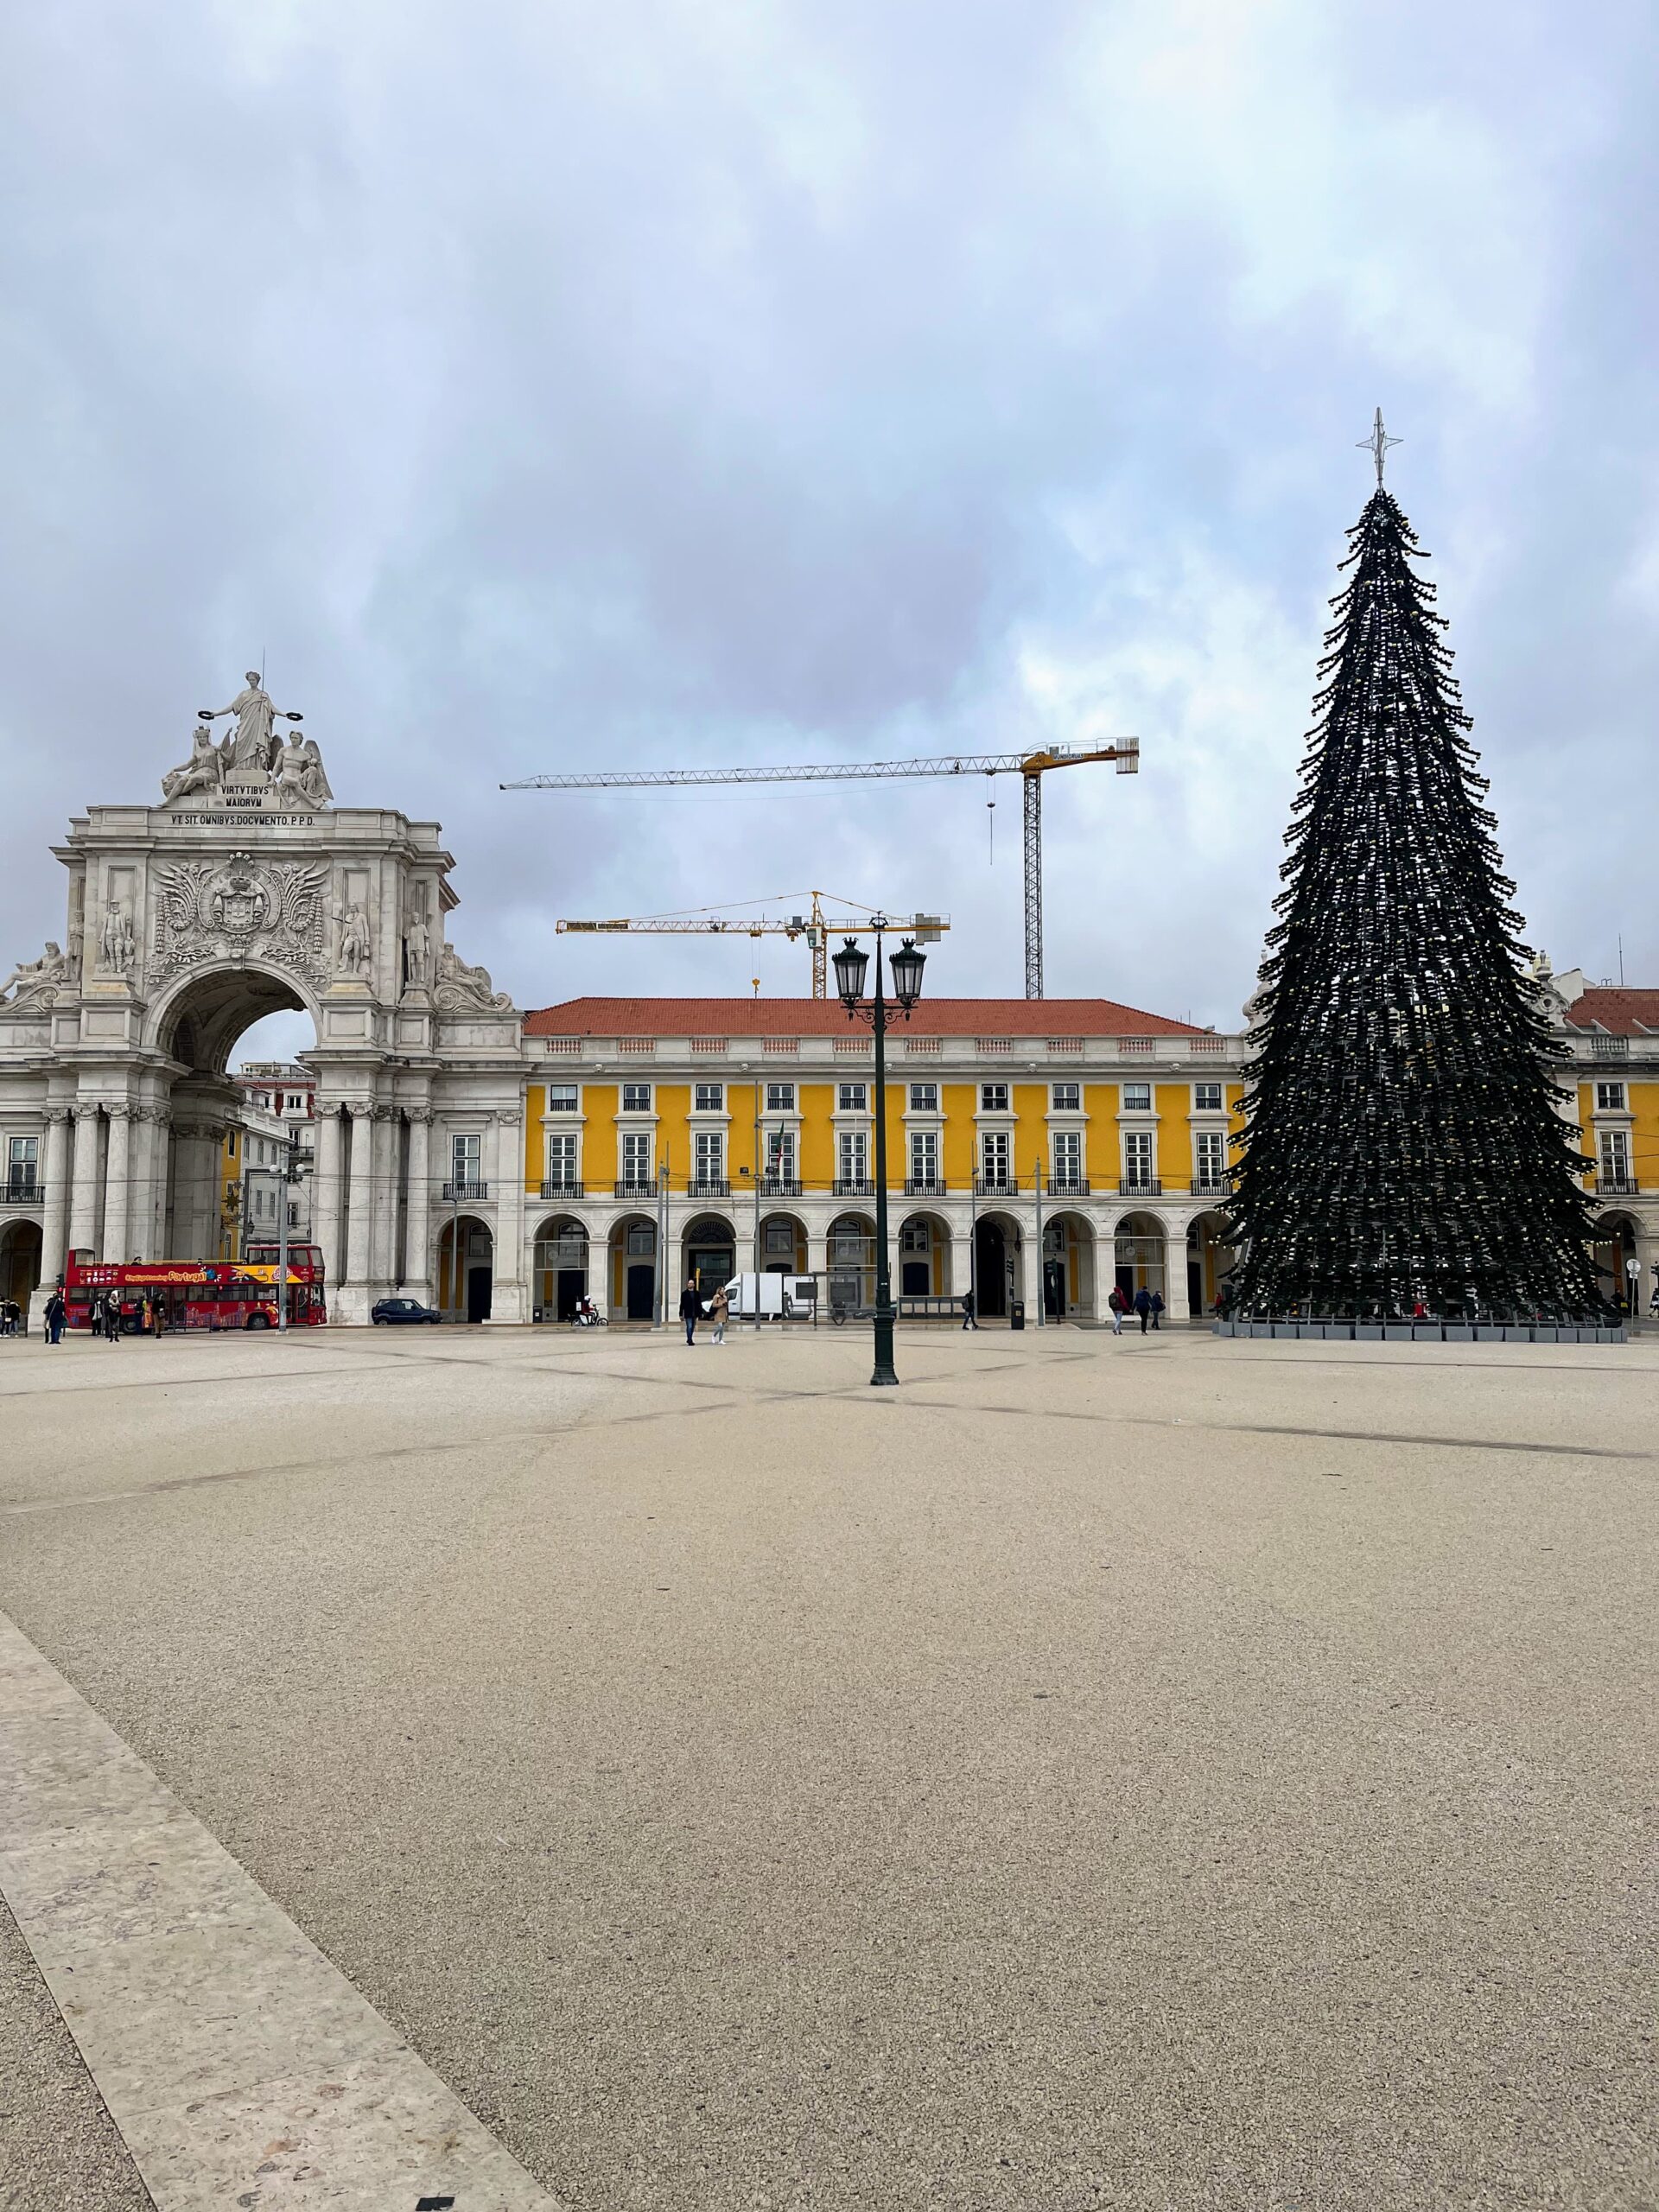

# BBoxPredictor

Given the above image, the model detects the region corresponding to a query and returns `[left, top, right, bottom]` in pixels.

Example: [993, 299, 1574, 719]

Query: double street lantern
[835, 921, 927, 1386]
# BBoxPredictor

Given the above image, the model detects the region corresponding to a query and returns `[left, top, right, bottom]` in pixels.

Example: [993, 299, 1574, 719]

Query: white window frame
[1051, 1129, 1083, 1190]
[620, 1130, 654, 1187]
[909, 1128, 939, 1185]
[693, 1082, 725, 1113]
[1122, 1082, 1152, 1113]
[693, 1129, 725, 1185]
[837, 1082, 868, 1112]
[620, 1082, 653, 1114]
[1192, 1081, 1224, 1113]
[1122, 1129, 1154, 1189]
[545, 1084, 580, 1114]
[1194, 1129, 1227, 1188]
[544, 1131, 580, 1190]
[838, 1128, 868, 1185]
[909, 1082, 938, 1112]
[980, 1082, 1008, 1113]
[981, 1128, 1011, 1187]
[1051, 1082, 1080, 1112]
[1595, 1081, 1626, 1112]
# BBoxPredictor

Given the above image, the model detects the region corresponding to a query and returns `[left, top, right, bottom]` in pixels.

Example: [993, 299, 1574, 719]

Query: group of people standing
[1108, 1284, 1164, 1334]
[32, 1287, 168, 1345]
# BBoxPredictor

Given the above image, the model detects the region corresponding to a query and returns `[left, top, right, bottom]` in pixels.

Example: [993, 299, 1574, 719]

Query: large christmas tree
[1228, 428, 1604, 1319]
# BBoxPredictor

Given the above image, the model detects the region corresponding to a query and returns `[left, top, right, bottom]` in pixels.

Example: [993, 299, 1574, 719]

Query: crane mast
[505, 738, 1139, 996]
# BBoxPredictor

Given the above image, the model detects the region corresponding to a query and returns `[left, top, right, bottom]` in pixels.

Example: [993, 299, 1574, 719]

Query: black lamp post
[835, 921, 926, 1386]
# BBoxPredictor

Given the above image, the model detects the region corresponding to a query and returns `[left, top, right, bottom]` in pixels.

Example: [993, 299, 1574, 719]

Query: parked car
[371, 1297, 442, 1325]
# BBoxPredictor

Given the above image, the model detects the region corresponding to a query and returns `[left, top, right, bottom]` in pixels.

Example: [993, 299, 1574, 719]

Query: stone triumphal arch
[0, 689, 527, 1324]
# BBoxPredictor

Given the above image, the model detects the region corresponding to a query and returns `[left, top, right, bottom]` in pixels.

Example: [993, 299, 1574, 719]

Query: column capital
[405, 1107, 435, 1126]
[346, 1101, 375, 1122]
[43, 1104, 72, 1125]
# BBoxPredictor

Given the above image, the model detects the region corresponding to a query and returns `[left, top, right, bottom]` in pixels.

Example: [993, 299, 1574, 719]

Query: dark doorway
[1043, 1259, 1065, 1318]
[467, 1263, 493, 1324]
[901, 1258, 930, 1296]
[626, 1262, 655, 1319]
[1188, 1256, 1204, 1314]
[555, 1268, 583, 1320]
[974, 1219, 1008, 1318]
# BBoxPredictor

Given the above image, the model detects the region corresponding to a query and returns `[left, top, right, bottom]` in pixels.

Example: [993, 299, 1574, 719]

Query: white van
[722, 1273, 817, 1319]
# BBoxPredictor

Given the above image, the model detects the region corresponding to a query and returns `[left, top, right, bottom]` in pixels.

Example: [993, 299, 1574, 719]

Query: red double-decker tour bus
[65, 1246, 327, 1332]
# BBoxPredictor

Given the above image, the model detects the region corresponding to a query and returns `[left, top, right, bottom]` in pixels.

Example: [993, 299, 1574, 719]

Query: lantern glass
[889, 938, 926, 1010]
[833, 938, 869, 1009]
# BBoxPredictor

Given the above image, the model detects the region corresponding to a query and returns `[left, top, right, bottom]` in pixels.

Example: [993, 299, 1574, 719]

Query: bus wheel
[246, 1314, 271, 1330]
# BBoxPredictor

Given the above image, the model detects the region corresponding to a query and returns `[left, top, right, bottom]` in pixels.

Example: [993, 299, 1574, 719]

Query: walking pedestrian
[1, 1298, 16, 1338]
[1149, 1289, 1165, 1331]
[961, 1285, 978, 1331]
[709, 1282, 729, 1344]
[1133, 1285, 1152, 1334]
[44, 1287, 66, 1345]
[1108, 1285, 1125, 1335]
[104, 1291, 123, 1344]
[679, 1274, 702, 1346]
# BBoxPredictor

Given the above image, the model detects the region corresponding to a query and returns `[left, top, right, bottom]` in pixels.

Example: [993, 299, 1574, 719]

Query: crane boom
[503, 737, 1139, 995]
[556, 893, 947, 996]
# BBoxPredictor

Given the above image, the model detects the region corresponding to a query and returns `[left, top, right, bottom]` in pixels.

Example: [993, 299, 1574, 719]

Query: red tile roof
[1564, 988, 1659, 1037]
[524, 995, 1210, 1039]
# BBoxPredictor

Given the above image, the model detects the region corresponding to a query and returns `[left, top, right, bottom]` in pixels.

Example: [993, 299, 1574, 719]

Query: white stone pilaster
[343, 1104, 374, 1312]
[403, 1109, 433, 1298]
[314, 1105, 343, 1297]
[67, 1103, 100, 1257]
[490, 1107, 527, 1323]
[40, 1109, 70, 1284]
[102, 1104, 134, 1261]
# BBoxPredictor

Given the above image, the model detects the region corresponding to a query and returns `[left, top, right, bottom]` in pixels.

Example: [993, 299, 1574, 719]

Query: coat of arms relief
[151, 852, 330, 986]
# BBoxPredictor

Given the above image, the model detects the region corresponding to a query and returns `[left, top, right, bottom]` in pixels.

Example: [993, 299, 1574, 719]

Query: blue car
[371, 1297, 442, 1325]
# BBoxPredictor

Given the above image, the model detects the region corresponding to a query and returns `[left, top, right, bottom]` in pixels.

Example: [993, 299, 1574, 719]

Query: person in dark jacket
[44, 1288, 66, 1345]
[1149, 1290, 1165, 1330]
[1108, 1285, 1125, 1335]
[961, 1286, 978, 1331]
[678, 1275, 702, 1346]
[1133, 1285, 1152, 1334]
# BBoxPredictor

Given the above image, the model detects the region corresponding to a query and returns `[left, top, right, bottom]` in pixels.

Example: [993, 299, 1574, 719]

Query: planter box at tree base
[1212, 1320, 1624, 1345]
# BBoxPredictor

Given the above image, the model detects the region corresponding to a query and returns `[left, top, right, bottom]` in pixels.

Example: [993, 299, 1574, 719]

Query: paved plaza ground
[1, 1319, 1655, 2211]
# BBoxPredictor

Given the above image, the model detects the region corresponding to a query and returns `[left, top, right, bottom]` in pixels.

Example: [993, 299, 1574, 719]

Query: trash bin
[1010, 1300, 1026, 1332]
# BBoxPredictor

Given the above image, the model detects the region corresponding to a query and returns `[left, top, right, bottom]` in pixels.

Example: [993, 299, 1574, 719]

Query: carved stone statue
[404, 910, 430, 989]
[336, 900, 372, 976]
[0, 942, 72, 1006]
[199, 672, 301, 772]
[272, 730, 333, 808]
[161, 723, 225, 802]
[434, 941, 512, 1011]
[296, 735, 332, 805]
[99, 899, 135, 976]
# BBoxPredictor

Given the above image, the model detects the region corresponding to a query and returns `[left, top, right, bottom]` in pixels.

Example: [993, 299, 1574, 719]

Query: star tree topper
[1358, 407, 1402, 486]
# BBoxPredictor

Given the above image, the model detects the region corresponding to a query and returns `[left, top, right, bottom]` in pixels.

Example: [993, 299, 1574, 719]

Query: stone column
[403, 1109, 433, 1297]
[344, 1103, 374, 1316]
[102, 1105, 134, 1262]
[1164, 1217, 1192, 1322]
[67, 1103, 101, 1258]
[314, 1104, 344, 1296]
[40, 1109, 71, 1285]
[367, 1108, 397, 1294]
[491, 1105, 527, 1323]
[950, 1230, 975, 1311]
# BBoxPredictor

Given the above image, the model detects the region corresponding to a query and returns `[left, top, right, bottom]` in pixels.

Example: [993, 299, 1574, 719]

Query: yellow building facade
[510, 997, 1245, 1325]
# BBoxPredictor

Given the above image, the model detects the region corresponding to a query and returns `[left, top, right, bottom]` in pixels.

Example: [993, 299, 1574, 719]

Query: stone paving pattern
[0, 1323, 1654, 2211]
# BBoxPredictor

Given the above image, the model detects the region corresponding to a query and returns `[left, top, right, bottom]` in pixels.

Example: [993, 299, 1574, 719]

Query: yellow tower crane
[556, 892, 947, 998]
[505, 739, 1139, 996]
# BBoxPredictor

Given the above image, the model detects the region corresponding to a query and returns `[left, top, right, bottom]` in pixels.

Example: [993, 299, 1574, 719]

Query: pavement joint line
[0, 1607, 568, 2212]
[897, 1395, 1655, 1463]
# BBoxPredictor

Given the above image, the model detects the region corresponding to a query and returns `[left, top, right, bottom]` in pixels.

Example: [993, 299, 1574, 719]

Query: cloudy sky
[3, 0, 1656, 1061]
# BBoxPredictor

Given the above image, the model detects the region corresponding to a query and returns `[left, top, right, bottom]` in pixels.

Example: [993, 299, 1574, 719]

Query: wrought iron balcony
[2, 1181, 42, 1206]
[442, 1179, 490, 1202]
[974, 1174, 1017, 1197]
[759, 1176, 803, 1198]
[1116, 1178, 1163, 1197]
[905, 1176, 949, 1196]
[1596, 1174, 1640, 1196]
[539, 1178, 585, 1199]
[833, 1176, 876, 1198]
[687, 1177, 730, 1198]
[613, 1178, 657, 1199]
[1046, 1176, 1090, 1197]
[1189, 1177, 1232, 1198]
